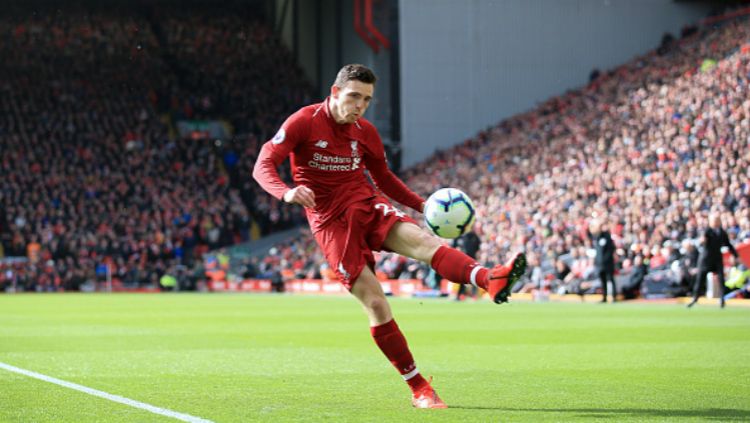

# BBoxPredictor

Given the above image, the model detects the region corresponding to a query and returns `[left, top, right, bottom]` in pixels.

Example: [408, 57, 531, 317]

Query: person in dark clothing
[590, 220, 616, 303]
[270, 267, 285, 293]
[621, 254, 647, 299]
[679, 239, 700, 290]
[454, 229, 481, 301]
[552, 257, 577, 294]
[688, 213, 739, 308]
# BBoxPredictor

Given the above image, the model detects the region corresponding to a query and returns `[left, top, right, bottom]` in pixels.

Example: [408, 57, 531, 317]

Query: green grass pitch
[1, 293, 749, 422]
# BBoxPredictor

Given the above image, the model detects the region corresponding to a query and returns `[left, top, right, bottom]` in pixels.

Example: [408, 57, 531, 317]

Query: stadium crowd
[403, 15, 750, 297]
[156, 6, 308, 236]
[0, 5, 307, 291]
[159, 9, 313, 135]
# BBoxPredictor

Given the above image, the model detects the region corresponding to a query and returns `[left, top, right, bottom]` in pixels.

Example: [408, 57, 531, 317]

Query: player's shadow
[448, 406, 750, 421]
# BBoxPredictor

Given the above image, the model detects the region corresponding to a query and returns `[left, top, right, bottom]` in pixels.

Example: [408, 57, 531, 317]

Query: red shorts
[313, 195, 417, 290]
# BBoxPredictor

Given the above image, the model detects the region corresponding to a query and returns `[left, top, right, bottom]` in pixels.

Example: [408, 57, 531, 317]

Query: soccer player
[253, 64, 526, 408]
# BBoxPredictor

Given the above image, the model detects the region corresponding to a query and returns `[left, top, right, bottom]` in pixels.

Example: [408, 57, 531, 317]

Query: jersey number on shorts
[375, 203, 405, 218]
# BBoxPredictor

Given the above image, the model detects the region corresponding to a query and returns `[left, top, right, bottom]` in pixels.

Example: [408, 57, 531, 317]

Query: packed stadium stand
[0, 3, 307, 291]
[0, 3, 748, 302]
[400, 14, 750, 297]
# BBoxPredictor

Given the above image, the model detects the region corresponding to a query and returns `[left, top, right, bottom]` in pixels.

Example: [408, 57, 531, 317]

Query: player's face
[331, 80, 374, 124]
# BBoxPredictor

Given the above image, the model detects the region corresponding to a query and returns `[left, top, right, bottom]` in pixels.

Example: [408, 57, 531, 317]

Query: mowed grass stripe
[0, 294, 749, 422]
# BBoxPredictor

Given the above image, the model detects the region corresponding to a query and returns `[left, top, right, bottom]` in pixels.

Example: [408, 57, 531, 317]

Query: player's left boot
[411, 378, 447, 409]
[487, 252, 527, 304]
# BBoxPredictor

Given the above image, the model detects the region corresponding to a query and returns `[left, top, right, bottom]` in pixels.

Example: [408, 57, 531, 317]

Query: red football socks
[371, 319, 428, 393]
[430, 245, 488, 289]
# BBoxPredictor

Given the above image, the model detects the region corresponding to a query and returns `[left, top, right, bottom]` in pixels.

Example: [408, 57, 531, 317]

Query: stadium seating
[0, 4, 307, 291]
[404, 14, 750, 297]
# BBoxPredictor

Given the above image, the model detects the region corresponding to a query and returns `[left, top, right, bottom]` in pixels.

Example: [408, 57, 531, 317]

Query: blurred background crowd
[0, 3, 307, 291]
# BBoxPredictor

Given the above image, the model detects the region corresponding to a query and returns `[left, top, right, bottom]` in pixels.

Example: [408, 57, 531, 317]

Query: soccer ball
[423, 188, 476, 239]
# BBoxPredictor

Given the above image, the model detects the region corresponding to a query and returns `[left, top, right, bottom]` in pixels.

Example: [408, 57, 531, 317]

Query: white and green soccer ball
[424, 188, 476, 239]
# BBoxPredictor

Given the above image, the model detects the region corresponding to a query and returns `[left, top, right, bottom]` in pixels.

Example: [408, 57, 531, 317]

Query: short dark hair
[333, 64, 377, 87]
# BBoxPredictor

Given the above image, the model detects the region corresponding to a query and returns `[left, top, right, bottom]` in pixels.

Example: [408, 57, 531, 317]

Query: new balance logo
[314, 140, 328, 148]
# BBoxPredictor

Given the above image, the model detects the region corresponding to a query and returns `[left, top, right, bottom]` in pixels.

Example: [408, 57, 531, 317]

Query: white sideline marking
[0, 361, 214, 423]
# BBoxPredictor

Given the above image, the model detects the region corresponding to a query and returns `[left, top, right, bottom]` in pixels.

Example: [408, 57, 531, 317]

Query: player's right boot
[487, 252, 527, 304]
[411, 378, 447, 409]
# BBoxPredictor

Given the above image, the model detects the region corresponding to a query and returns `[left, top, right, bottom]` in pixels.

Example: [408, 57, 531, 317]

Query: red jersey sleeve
[252, 110, 310, 200]
[362, 125, 425, 213]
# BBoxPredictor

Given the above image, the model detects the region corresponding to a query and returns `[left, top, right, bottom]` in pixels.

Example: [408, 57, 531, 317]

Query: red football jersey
[253, 97, 424, 232]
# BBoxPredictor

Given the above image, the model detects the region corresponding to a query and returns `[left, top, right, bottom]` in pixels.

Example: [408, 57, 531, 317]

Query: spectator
[723, 263, 750, 301]
[621, 254, 648, 299]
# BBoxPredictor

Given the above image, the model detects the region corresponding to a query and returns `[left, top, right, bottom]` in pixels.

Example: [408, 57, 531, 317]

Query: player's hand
[283, 186, 316, 208]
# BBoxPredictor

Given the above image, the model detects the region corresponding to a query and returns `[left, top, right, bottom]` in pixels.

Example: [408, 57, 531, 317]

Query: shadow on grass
[447, 406, 750, 420]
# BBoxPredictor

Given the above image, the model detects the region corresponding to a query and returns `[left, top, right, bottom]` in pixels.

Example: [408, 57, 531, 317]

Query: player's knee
[365, 296, 390, 318]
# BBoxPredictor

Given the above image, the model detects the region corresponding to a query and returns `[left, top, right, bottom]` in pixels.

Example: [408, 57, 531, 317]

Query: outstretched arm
[253, 144, 315, 208]
[252, 112, 315, 207]
[362, 126, 425, 213]
[723, 230, 739, 258]
[253, 143, 291, 201]
[365, 156, 425, 213]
